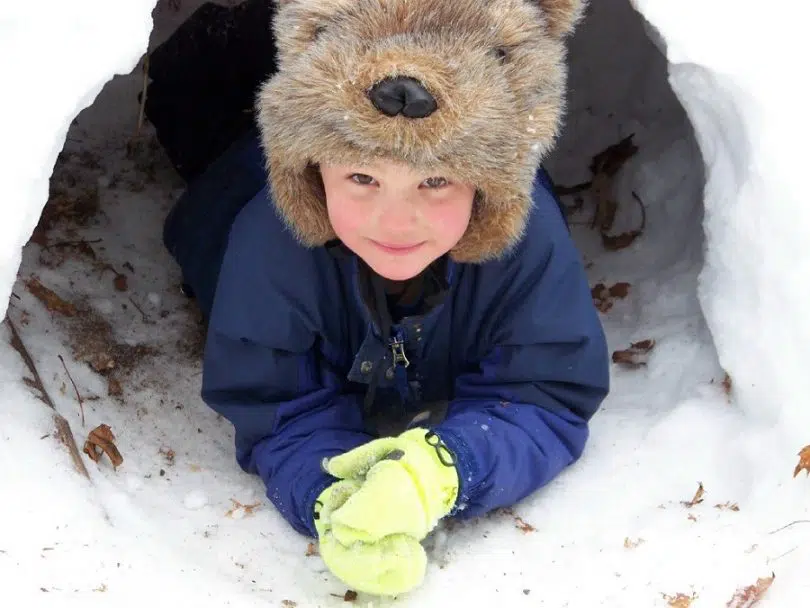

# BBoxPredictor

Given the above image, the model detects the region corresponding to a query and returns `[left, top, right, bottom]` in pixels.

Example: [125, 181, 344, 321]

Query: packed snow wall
[0, 0, 807, 453]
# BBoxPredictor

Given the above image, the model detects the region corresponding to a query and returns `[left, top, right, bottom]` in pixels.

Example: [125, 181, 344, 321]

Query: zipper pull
[390, 335, 410, 368]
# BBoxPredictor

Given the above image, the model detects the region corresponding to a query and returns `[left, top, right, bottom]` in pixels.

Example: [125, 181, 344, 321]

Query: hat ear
[535, 0, 588, 38]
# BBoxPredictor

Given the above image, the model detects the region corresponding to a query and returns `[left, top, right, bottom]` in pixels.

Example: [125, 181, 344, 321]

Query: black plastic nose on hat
[368, 77, 437, 118]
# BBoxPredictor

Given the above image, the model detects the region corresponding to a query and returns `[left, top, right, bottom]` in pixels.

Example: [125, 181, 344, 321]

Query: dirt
[33, 150, 105, 244]
[176, 299, 207, 361]
[22, 137, 175, 400]
[68, 304, 158, 377]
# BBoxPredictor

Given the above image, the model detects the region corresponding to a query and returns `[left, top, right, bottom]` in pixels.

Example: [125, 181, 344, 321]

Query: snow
[0, 0, 809, 606]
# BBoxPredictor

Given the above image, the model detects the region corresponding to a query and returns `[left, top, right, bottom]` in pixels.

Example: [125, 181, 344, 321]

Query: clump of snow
[184, 489, 209, 510]
[0, 0, 809, 606]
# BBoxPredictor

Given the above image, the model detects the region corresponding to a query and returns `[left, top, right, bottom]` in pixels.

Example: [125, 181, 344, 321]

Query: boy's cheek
[426, 202, 473, 247]
[327, 197, 366, 241]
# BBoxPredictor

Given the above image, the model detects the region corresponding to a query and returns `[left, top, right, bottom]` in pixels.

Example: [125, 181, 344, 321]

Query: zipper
[389, 329, 412, 405]
[390, 332, 410, 368]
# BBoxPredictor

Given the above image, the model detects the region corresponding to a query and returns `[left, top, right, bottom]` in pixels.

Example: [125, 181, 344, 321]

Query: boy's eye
[350, 173, 376, 185]
[422, 177, 448, 189]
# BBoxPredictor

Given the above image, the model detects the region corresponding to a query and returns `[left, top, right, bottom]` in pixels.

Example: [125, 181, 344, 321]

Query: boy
[159, 0, 609, 596]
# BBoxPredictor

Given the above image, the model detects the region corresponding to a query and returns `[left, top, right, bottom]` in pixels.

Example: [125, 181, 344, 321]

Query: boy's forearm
[433, 395, 594, 517]
[202, 329, 374, 536]
[247, 406, 373, 536]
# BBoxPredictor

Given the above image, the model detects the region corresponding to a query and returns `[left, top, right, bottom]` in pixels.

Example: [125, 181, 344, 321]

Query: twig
[8, 318, 55, 410]
[58, 354, 85, 427]
[5, 317, 89, 479]
[631, 190, 647, 231]
[128, 296, 150, 324]
[137, 54, 150, 134]
[767, 546, 798, 563]
[598, 191, 647, 251]
[45, 238, 102, 251]
[768, 520, 810, 535]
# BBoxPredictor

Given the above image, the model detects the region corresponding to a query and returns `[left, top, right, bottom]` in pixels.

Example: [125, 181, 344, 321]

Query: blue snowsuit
[163, 129, 610, 537]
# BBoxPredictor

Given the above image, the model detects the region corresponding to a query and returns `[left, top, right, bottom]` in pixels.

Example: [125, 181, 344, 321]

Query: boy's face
[320, 161, 475, 281]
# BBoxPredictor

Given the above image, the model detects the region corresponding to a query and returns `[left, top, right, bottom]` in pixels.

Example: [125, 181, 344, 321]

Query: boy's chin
[363, 252, 436, 282]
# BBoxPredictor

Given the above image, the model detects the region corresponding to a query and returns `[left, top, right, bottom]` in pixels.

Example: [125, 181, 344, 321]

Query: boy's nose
[368, 77, 437, 118]
[377, 198, 419, 234]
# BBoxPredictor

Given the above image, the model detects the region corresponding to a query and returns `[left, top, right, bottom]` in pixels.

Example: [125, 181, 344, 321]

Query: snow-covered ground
[1, 0, 809, 606]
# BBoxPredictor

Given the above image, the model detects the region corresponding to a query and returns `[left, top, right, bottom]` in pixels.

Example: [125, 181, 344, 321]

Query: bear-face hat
[256, 0, 584, 262]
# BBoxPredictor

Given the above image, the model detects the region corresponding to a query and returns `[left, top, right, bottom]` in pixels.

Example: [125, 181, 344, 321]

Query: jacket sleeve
[200, 193, 374, 538]
[432, 183, 610, 518]
[202, 331, 373, 537]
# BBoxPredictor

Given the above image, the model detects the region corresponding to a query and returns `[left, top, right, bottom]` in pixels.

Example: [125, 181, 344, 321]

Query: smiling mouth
[370, 240, 426, 254]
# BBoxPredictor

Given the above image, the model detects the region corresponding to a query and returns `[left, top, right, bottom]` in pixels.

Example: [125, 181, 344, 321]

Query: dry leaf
[344, 590, 358, 602]
[225, 499, 262, 518]
[682, 483, 706, 507]
[305, 542, 319, 557]
[591, 283, 612, 312]
[726, 573, 775, 607]
[624, 537, 645, 549]
[590, 178, 618, 231]
[281, 601, 297, 607]
[600, 191, 647, 252]
[107, 377, 122, 397]
[663, 592, 697, 607]
[160, 447, 176, 466]
[82, 424, 124, 470]
[88, 351, 116, 373]
[715, 502, 740, 512]
[25, 278, 77, 316]
[514, 515, 535, 533]
[588, 135, 639, 233]
[592, 281, 632, 313]
[609, 282, 631, 298]
[590, 134, 639, 177]
[722, 373, 733, 397]
[612, 339, 655, 368]
[792, 445, 810, 477]
[687, 513, 698, 522]
[602, 229, 643, 251]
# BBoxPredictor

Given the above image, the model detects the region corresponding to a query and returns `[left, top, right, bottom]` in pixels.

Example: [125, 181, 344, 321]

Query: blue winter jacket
[164, 129, 610, 537]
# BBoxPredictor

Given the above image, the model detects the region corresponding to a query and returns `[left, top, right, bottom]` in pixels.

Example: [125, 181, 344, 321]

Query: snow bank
[0, 0, 157, 318]
[632, 0, 810, 439]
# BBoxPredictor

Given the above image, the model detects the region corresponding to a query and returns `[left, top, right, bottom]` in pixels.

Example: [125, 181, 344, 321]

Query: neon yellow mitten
[314, 479, 427, 596]
[324, 428, 460, 543]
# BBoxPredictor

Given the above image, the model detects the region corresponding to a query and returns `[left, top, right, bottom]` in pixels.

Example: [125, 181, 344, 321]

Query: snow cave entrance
[11, 0, 718, 481]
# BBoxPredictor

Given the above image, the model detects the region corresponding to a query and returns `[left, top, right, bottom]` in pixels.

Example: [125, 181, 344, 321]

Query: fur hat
[256, 0, 585, 262]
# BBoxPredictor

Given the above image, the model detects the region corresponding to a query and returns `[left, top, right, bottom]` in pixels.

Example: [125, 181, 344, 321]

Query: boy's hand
[323, 428, 459, 542]
[314, 479, 426, 596]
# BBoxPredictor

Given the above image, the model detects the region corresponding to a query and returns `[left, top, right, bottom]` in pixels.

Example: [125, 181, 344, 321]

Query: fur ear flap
[536, 0, 588, 38]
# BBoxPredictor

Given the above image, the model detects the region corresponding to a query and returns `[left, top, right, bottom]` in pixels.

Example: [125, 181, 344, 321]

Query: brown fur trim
[257, 0, 584, 262]
[535, 0, 588, 39]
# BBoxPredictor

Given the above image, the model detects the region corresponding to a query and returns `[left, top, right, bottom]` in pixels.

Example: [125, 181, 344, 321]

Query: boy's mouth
[370, 240, 426, 255]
